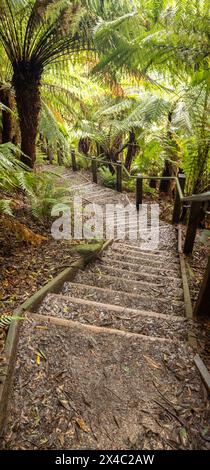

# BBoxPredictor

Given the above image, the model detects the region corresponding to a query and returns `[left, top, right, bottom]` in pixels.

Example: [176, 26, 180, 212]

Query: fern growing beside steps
[0, 316, 23, 329]
[16, 171, 71, 221]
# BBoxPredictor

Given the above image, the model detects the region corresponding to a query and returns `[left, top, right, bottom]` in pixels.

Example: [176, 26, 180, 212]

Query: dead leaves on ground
[3, 217, 47, 245]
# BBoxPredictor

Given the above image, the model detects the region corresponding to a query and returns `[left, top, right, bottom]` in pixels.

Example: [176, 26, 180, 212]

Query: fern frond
[0, 315, 23, 329]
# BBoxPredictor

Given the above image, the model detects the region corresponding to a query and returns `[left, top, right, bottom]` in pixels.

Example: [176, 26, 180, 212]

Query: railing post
[91, 157, 97, 184]
[172, 174, 186, 224]
[116, 161, 122, 192]
[183, 201, 202, 255]
[71, 149, 77, 172]
[136, 174, 143, 211]
[194, 256, 210, 317]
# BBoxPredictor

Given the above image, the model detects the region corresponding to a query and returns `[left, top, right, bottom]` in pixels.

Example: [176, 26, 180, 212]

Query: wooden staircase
[2, 173, 209, 450]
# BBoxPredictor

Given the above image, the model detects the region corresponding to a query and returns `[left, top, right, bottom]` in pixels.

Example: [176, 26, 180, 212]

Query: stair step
[62, 282, 185, 315]
[114, 235, 177, 248]
[38, 294, 188, 341]
[92, 263, 183, 287]
[105, 245, 180, 261]
[107, 247, 179, 265]
[74, 271, 184, 301]
[33, 312, 171, 342]
[103, 252, 180, 271]
[81, 187, 125, 196]
[99, 258, 181, 278]
[82, 190, 116, 199]
[114, 243, 179, 259]
[69, 183, 94, 192]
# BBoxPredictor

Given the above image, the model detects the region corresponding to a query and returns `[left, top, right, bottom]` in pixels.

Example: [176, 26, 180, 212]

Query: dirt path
[1, 168, 210, 450]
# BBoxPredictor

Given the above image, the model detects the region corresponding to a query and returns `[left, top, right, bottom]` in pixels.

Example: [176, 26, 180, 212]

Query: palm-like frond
[0, 142, 26, 191]
[93, 0, 209, 87]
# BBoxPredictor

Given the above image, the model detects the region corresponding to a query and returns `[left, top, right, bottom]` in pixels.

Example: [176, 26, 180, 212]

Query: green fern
[24, 173, 71, 220]
[0, 199, 13, 216]
[0, 315, 23, 329]
[99, 166, 116, 189]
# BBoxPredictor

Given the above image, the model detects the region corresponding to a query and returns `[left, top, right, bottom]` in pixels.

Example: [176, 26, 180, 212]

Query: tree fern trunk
[0, 88, 13, 143]
[12, 71, 41, 168]
[125, 130, 138, 171]
[160, 111, 177, 194]
[159, 161, 172, 193]
[78, 137, 90, 156]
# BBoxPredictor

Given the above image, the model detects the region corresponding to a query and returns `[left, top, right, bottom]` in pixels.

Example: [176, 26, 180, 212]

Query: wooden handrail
[69, 150, 209, 255]
[70, 150, 210, 202]
[194, 256, 210, 317]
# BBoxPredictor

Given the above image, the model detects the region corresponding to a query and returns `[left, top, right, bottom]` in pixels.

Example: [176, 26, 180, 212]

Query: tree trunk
[125, 130, 139, 171]
[78, 137, 90, 156]
[47, 142, 54, 163]
[0, 88, 13, 143]
[159, 111, 177, 195]
[193, 144, 210, 194]
[96, 143, 104, 158]
[159, 160, 176, 194]
[57, 143, 64, 166]
[149, 179, 157, 189]
[12, 71, 41, 168]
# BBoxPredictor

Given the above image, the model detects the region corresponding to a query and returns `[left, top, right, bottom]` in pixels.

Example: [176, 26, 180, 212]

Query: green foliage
[17, 171, 70, 220]
[0, 315, 23, 329]
[0, 0, 209, 197]
[0, 142, 70, 220]
[0, 142, 25, 192]
[99, 166, 116, 189]
[0, 198, 13, 216]
[66, 152, 91, 170]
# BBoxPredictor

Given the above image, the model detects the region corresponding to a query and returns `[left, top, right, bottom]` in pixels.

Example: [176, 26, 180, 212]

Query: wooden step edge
[63, 282, 185, 309]
[177, 225, 197, 350]
[30, 313, 173, 343]
[44, 293, 185, 322]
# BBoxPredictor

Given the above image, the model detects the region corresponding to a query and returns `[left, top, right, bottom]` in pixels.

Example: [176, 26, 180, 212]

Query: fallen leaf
[36, 354, 41, 366]
[179, 427, 188, 446]
[143, 355, 162, 369]
[37, 348, 47, 360]
[58, 398, 72, 412]
[75, 417, 90, 433]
